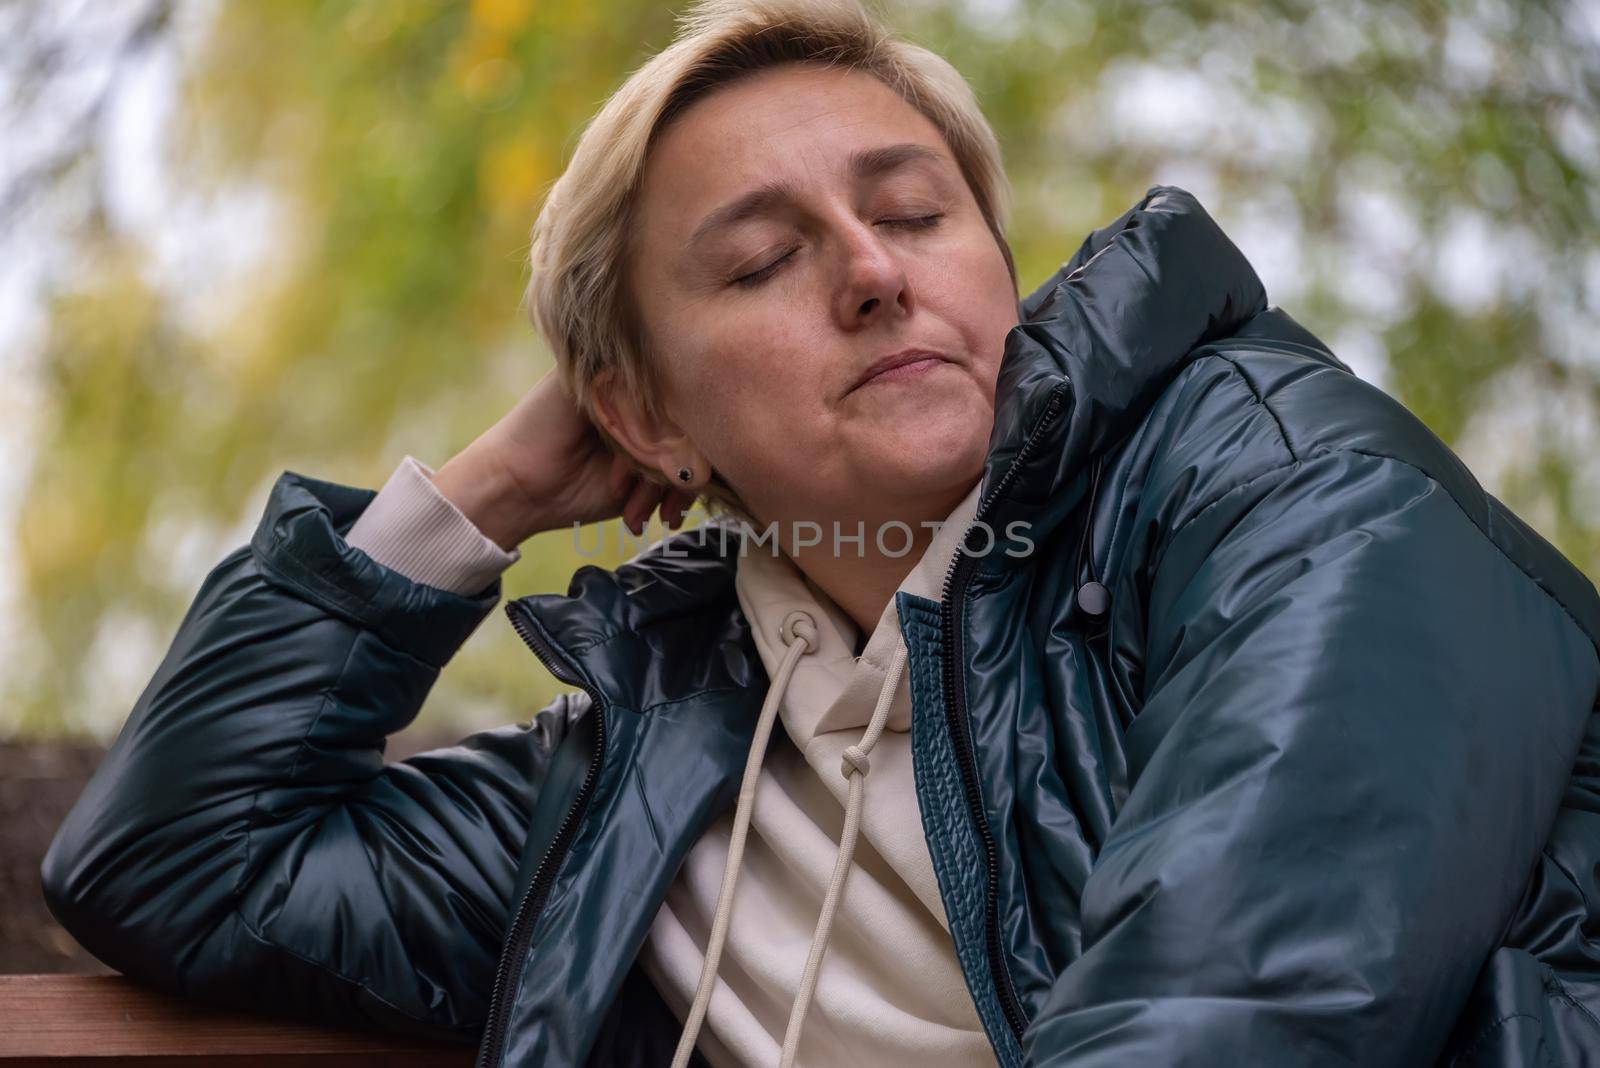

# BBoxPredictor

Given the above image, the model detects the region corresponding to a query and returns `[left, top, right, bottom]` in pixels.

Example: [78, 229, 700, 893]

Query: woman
[41, 0, 1600, 1065]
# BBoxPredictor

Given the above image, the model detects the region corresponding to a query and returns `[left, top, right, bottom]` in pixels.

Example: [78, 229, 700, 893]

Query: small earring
[677, 467, 693, 483]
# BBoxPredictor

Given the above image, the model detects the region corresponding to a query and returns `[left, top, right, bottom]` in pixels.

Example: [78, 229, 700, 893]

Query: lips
[848, 348, 950, 394]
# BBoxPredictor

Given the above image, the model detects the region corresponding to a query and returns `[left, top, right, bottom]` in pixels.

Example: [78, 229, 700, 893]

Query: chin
[869, 418, 989, 492]
[897, 390, 991, 449]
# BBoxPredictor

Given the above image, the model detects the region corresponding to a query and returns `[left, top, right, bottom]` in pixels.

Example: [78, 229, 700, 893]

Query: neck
[766, 480, 976, 636]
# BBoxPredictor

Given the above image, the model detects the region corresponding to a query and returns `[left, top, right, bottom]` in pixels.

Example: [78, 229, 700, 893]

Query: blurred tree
[4, 0, 1596, 739]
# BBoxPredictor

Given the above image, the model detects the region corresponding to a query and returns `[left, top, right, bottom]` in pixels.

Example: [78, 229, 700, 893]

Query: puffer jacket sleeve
[39, 469, 587, 1044]
[1022, 446, 1600, 1065]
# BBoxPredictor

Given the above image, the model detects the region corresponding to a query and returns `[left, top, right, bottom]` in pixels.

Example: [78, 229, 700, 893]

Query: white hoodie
[345, 456, 995, 1067]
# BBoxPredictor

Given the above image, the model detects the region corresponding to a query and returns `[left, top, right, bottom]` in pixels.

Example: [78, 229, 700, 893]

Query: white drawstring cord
[776, 638, 908, 1067]
[669, 610, 911, 1068]
[670, 609, 819, 1068]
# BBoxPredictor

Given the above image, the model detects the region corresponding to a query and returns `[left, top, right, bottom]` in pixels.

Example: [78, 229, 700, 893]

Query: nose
[832, 218, 913, 328]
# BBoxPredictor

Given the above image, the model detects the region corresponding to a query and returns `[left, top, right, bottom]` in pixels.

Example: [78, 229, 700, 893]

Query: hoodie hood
[732, 479, 983, 744]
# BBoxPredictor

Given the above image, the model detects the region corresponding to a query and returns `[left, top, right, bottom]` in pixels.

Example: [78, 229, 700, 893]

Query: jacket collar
[507, 184, 1267, 694]
[976, 184, 1268, 563]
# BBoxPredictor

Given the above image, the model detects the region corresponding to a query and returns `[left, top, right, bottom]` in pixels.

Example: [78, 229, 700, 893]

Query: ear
[589, 369, 706, 484]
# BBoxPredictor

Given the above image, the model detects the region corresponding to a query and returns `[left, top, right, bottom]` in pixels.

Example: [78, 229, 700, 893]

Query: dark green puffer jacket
[42, 186, 1600, 1067]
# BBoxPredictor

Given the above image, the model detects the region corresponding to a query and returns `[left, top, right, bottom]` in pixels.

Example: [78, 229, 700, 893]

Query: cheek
[698, 309, 826, 399]
[666, 321, 818, 449]
[930, 243, 1015, 364]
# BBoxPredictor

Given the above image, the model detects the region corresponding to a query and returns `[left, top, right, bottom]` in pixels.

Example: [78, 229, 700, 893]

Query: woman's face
[616, 62, 1020, 530]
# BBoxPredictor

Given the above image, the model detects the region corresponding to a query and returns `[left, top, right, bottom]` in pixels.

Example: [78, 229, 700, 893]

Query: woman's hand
[428, 367, 697, 551]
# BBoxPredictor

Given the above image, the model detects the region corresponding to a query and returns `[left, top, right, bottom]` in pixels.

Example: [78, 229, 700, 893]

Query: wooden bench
[0, 975, 474, 1066]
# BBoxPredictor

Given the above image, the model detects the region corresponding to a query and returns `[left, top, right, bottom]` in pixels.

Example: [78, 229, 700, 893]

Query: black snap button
[1076, 580, 1110, 618]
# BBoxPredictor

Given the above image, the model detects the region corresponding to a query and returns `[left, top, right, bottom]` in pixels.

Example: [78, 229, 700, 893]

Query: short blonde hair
[523, 0, 1017, 521]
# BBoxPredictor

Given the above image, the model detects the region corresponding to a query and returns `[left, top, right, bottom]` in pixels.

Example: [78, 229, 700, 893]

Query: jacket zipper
[936, 384, 1068, 1049]
[475, 599, 607, 1068]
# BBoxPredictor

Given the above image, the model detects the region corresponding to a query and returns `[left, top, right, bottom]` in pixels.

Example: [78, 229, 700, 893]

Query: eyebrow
[683, 142, 950, 253]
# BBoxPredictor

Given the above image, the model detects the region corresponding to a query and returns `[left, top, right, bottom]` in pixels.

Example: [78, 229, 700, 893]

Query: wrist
[429, 448, 548, 551]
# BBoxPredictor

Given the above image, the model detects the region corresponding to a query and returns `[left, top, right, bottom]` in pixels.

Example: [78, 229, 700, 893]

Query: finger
[663, 489, 696, 529]
[622, 478, 663, 536]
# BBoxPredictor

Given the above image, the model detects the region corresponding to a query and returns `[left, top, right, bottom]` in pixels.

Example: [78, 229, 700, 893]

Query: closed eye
[882, 213, 945, 231]
[731, 214, 945, 289]
[733, 248, 796, 289]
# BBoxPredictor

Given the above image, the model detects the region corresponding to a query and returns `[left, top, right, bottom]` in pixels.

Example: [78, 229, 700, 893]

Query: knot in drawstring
[840, 745, 870, 778]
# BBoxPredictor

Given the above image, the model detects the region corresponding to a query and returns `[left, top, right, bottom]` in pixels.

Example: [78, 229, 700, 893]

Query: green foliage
[7, 0, 1596, 739]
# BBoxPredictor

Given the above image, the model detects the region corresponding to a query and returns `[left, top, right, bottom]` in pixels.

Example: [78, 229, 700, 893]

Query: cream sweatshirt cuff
[344, 454, 522, 597]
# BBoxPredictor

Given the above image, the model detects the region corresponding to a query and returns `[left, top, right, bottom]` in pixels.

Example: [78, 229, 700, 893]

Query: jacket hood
[505, 184, 1269, 702]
